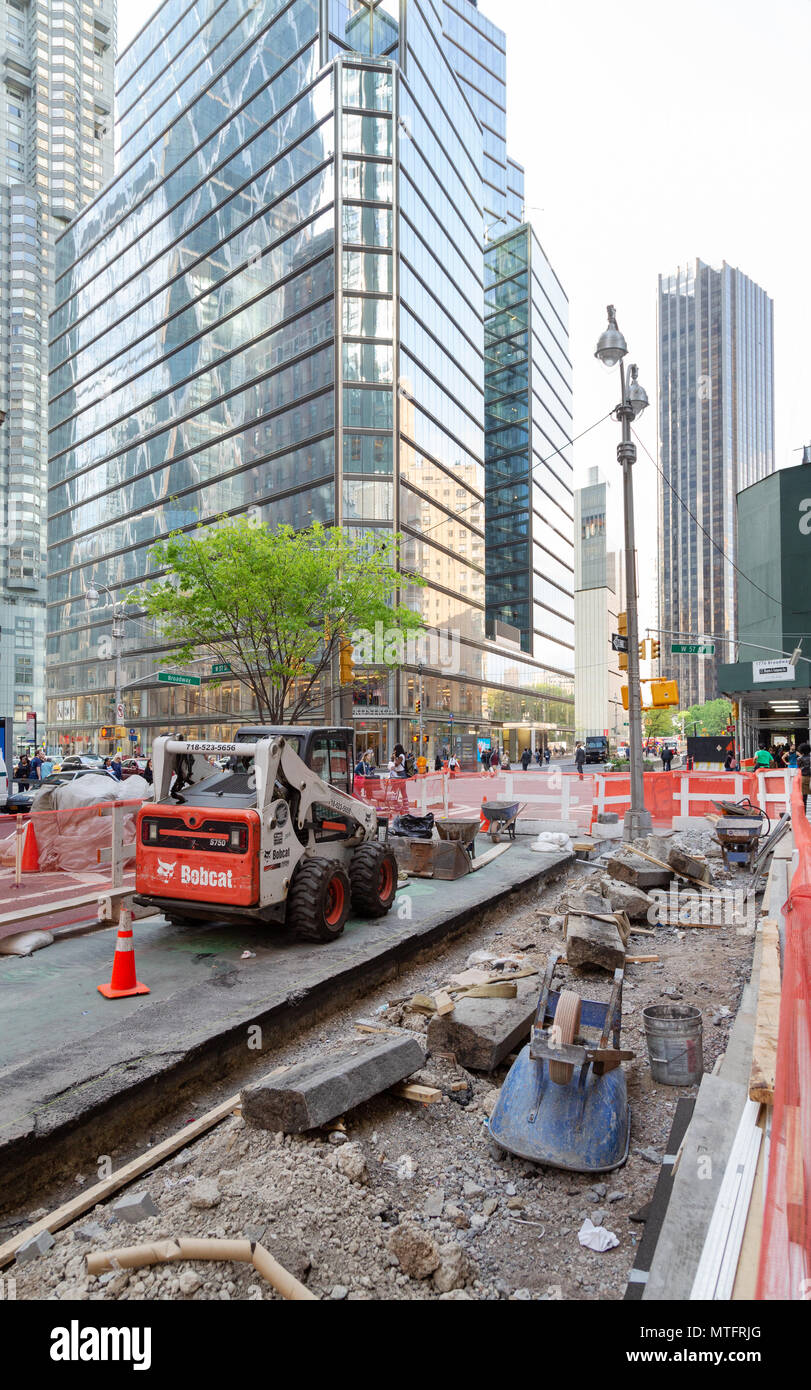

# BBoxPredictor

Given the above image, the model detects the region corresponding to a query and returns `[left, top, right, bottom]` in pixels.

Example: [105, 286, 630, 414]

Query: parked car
[59, 754, 106, 771]
[5, 768, 98, 815]
[120, 758, 147, 779]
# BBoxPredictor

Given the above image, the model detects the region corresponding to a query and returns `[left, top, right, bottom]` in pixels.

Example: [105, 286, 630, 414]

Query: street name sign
[211, 662, 231, 674]
[157, 671, 201, 687]
[671, 642, 715, 656]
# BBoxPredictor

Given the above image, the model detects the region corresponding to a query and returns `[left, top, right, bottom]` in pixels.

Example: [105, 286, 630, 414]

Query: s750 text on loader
[134, 727, 399, 940]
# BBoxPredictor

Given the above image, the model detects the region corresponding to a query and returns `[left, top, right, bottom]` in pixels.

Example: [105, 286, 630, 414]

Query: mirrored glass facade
[0, 0, 114, 743]
[46, 0, 574, 755]
[658, 259, 774, 706]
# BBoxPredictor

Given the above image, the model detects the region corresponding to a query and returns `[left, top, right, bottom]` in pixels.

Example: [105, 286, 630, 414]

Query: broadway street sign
[157, 671, 201, 687]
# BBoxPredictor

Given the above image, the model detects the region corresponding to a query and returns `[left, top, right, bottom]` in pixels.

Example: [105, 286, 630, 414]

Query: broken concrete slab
[566, 914, 626, 972]
[426, 976, 538, 1072]
[667, 846, 712, 884]
[606, 856, 672, 891]
[241, 1035, 426, 1132]
[112, 1191, 158, 1224]
[15, 1229, 55, 1262]
[562, 891, 612, 916]
[597, 877, 656, 922]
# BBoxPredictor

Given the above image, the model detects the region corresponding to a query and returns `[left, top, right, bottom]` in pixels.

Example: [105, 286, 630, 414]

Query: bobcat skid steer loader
[134, 727, 398, 942]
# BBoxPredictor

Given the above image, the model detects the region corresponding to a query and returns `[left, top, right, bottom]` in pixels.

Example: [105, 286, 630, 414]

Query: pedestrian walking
[661, 746, 674, 772]
[489, 746, 500, 772]
[143, 758, 154, 786]
[544, 746, 551, 766]
[574, 742, 586, 777]
[799, 742, 811, 811]
[521, 749, 531, 771]
[535, 747, 543, 768]
[754, 746, 774, 769]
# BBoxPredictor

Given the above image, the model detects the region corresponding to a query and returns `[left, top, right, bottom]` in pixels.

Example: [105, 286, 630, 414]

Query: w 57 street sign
[671, 642, 715, 656]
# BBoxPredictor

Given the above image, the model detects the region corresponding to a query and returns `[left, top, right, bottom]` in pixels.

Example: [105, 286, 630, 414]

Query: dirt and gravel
[9, 828, 760, 1301]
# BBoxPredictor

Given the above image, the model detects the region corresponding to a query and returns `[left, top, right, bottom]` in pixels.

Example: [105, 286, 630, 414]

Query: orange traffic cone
[480, 796, 490, 833]
[98, 906, 150, 999]
[21, 821, 40, 872]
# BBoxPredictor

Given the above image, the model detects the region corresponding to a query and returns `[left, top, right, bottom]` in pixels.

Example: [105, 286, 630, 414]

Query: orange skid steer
[134, 728, 398, 941]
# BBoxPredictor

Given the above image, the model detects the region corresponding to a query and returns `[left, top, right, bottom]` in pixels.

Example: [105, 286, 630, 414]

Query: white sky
[116, 0, 811, 632]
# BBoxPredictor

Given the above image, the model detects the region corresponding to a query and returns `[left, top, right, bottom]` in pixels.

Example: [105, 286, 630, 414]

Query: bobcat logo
[156, 859, 176, 884]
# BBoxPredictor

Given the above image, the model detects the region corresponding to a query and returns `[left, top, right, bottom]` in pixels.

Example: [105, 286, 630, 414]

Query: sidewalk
[0, 835, 572, 1211]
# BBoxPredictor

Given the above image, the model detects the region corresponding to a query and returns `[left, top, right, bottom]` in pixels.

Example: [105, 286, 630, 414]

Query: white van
[0, 752, 7, 813]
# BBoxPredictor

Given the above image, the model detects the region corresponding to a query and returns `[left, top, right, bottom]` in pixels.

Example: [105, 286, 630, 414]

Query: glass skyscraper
[657, 259, 774, 707]
[46, 0, 574, 758]
[0, 0, 114, 746]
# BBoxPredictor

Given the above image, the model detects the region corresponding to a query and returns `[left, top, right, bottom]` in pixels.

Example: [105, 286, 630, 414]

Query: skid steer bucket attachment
[487, 951, 633, 1173]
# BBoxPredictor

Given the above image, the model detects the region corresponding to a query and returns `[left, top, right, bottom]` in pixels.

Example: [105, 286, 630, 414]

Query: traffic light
[100, 725, 113, 738]
[651, 639, 661, 661]
[339, 638, 354, 685]
[423, 733, 429, 743]
[649, 679, 679, 708]
[412, 734, 418, 743]
[415, 698, 421, 714]
[620, 686, 629, 710]
[618, 611, 628, 670]
[638, 639, 647, 660]
[731, 701, 739, 720]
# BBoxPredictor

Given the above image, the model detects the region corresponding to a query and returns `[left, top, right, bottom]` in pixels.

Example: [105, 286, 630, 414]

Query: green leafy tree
[644, 708, 674, 738]
[136, 518, 425, 724]
[678, 698, 733, 736]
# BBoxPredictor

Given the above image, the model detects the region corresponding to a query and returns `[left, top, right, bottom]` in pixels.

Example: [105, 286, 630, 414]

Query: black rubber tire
[288, 858, 351, 942]
[350, 842, 398, 917]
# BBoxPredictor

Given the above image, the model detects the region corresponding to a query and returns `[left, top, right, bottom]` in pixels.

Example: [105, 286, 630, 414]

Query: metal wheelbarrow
[435, 817, 479, 860]
[481, 800, 523, 842]
[487, 950, 634, 1173]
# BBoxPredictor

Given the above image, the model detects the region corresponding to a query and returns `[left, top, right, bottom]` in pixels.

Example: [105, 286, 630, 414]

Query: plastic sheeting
[0, 776, 149, 873]
[756, 774, 811, 1299]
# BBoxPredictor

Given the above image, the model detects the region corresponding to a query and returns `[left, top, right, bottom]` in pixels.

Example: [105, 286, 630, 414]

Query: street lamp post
[595, 306, 652, 840]
[86, 583, 125, 728]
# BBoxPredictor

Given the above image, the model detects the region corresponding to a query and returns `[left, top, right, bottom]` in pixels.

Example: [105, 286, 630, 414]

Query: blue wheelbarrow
[487, 950, 634, 1173]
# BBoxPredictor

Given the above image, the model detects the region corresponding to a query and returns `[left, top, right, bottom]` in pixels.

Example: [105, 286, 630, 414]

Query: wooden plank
[732, 1109, 769, 1300]
[0, 1093, 242, 1269]
[460, 980, 517, 1000]
[748, 919, 780, 1104]
[689, 1098, 762, 1300]
[433, 989, 454, 1016]
[391, 1082, 441, 1104]
[626, 954, 659, 964]
[469, 842, 512, 871]
[408, 993, 437, 1015]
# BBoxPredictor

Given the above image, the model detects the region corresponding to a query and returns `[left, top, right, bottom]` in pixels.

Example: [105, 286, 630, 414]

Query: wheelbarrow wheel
[549, 990, 581, 1085]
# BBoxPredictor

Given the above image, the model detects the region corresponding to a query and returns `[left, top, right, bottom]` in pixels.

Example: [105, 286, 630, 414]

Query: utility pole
[595, 307, 652, 840]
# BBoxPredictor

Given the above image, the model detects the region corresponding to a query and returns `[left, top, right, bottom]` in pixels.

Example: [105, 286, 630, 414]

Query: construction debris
[565, 914, 626, 972]
[15, 1229, 55, 1263]
[112, 1192, 159, 1224]
[241, 1035, 426, 1132]
[606, 855, 673, 891]
[667, 846, 712, 885]
[426, 976, 539, 1072]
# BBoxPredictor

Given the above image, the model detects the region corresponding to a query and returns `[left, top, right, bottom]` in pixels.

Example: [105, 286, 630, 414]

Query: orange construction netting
[756, 772, 811, 1298]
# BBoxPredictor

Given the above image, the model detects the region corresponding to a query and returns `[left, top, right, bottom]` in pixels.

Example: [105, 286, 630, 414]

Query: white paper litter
[578, 1217, 619, 1252]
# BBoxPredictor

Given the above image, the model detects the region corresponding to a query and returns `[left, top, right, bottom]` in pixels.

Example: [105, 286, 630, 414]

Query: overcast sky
[116, 0, 810, 631]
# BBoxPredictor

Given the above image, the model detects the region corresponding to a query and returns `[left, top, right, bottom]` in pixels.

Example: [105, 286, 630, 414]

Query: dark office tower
[657, 260, 774, 707]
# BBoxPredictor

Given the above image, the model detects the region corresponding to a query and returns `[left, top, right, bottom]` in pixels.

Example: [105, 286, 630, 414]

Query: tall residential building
[46, 0, 574, 758]
[657, 259, 775, 708]
[574, 468, 625, 742]
[0, 0, 114, 747]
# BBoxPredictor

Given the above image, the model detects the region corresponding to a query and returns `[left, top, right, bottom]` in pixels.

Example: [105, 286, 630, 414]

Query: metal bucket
[642, 1004, 704, 1087]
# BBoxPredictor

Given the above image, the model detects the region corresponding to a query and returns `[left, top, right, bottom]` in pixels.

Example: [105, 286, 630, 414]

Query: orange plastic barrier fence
[756, 774, 811, 1299]
[592, 770, 762, 825]
[0, 800, 141, 874]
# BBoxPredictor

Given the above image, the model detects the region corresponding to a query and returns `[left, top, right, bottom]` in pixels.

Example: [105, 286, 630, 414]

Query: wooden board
[433, 990, 455, 1015]
[391, 1082, 441, 1104]
[468, 842, 512, 871]
[0, 1094, 242, 1269]
[749, 919, 781, 1104]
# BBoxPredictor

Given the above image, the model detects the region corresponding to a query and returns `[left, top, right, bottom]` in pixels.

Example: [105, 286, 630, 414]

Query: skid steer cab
[134, 727, 398, 942]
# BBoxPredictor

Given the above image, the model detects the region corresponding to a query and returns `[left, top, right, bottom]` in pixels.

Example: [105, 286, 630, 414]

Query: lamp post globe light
[595, 305, 652, 840]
